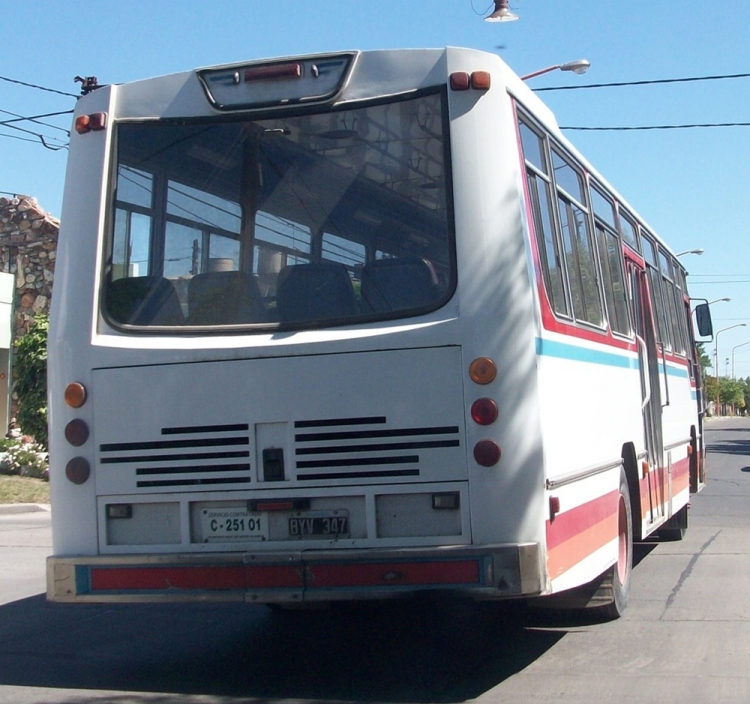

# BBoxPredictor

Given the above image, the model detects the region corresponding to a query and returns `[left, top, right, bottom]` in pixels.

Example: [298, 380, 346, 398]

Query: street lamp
[692, 296, 729, 314]
[484, 0, 519, 22]
[675, 248, 704, 257]
[731, 341, 750, 379]
[521, 60, 591, 82]
[714, 323, 747, 414]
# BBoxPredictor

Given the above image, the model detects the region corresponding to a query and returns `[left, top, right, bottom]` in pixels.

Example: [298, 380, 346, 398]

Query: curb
[0, 503, 51, 515]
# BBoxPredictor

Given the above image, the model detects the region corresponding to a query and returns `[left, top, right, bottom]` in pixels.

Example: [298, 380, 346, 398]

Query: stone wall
[0, 195, 58, 338]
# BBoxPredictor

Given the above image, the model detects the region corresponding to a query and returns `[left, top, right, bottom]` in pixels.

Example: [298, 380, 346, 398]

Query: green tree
[14, 315, 48, 449]
[696, 342, 711, 375]
[719, 377, 745, 409]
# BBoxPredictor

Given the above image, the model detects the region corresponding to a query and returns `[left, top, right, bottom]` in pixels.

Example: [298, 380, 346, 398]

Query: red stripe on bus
[90, 564, 303, 591]
[546, 490, 619, 551]
[307, 560, 480, 589]
[547, 515, 617, 579]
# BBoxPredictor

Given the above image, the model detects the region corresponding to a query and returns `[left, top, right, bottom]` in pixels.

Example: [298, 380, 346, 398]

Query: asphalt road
[0, 416, 748, 703]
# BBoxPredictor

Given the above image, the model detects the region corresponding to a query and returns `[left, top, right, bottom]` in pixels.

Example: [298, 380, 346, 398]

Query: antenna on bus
[74, 76, 100, 97]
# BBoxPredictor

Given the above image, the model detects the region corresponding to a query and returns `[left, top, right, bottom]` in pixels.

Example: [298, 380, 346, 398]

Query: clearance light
[64, 419, 90, 446]
[549, 496, 561, 519]
[66, 457, 91, 484]
[64, 382, 87, 408]
[471, 398, 499, 425]
[471, 71, 491, 90]
[74, 115, 91, 134]
[449, 72, 470, 91]
[74, 112, 107, 134]
[469, 357, 497, 385]
[642, 460, 650, 475]
[474, 440, 501, 467]
[245, 62, 302, 83]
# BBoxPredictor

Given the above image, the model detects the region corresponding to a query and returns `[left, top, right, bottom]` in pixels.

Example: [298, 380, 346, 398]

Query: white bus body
[47, 48, 706, 615]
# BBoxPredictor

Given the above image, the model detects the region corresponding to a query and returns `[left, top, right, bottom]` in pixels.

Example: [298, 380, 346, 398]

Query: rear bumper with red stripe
[47, 543, 542, 603]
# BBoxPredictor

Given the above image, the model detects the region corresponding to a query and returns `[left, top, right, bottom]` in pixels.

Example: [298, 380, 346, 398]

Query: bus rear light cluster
[449, 71, 491, 91]
[64, 382, 90, 483]
[74, 112, 107, 134]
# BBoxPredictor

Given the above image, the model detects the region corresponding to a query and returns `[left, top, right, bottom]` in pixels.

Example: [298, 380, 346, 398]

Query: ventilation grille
[294, 416, 460, 481]
[99, 423, 251, 489]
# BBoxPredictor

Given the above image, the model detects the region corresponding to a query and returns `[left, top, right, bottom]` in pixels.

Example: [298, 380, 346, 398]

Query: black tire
[595, 467, 633, 620]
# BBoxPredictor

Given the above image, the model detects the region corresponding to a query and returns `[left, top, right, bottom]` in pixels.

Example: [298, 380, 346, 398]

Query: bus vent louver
[293, 416, 460, 481]
[99, 423, 252, 489]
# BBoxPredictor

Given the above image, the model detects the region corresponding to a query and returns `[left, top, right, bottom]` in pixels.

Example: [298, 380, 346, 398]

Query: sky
[1, 0, 748, 375]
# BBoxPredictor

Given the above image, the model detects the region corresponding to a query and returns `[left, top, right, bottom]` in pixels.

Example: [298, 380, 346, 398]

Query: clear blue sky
[2, 0, 748, 374]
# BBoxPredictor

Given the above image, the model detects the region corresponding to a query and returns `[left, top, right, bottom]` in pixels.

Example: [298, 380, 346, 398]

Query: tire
[595, 467, 633, 620]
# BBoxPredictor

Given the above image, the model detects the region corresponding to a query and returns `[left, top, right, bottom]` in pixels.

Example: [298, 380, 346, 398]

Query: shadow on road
[0, 593, 566, 702]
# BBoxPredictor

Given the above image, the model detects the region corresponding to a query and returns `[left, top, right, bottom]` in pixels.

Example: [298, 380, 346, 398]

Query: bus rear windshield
[104, 90, 455, 331]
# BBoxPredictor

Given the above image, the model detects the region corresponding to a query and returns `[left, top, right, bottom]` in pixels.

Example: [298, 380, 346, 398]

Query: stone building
[0, 194, 58, 429]
[0, 194, 58, 337]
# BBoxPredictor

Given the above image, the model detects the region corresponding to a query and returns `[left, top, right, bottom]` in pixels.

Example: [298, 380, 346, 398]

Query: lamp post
[691, 296, 729, 315]
[714, 323, 747, 415]
[731, 341, 750, 379]
[675, 248, 704, 257]
[521, 60, 591, 81]
[484, 0, 519, 22]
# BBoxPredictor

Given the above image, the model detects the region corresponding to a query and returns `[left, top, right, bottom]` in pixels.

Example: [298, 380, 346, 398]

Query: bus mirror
[694, 303, 713, 339]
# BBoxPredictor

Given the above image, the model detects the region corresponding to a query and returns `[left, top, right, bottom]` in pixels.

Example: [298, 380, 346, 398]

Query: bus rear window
[104, 91, 454, 331]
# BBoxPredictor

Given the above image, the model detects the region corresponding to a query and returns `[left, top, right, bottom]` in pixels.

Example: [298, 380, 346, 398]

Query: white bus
[47, 47, 711, 617]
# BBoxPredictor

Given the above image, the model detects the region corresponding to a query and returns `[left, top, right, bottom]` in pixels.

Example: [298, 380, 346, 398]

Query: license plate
[289, 511, 349, 539]
[199, 508, 268, 543]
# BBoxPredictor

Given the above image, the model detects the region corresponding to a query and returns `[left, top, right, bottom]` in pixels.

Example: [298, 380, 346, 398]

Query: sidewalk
[0, 503, 50, 515]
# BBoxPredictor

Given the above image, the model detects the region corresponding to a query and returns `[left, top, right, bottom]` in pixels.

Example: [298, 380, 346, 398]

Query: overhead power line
[535, 71, 750, 92]
[561, 121, 750, 131]
[0, 109, 72, 133]
[0, 74, 78, 99]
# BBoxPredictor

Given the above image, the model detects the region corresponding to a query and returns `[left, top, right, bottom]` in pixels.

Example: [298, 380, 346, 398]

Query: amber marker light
[64, 382, 87, 408]
[469, 357, 497, 385]
[74, 115, 91, 134]
[471, 71, 491, 90]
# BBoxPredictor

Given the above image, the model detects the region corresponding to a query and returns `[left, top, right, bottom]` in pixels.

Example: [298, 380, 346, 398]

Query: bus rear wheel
[595, 468, 633, 620]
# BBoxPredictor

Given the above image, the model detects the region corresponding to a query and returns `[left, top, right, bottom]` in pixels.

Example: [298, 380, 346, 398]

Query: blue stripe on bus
[536, 338, 638, 369]
[536, 338, 691, 380]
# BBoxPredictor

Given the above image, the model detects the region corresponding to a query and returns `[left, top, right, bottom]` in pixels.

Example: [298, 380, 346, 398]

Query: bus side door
[626, 257, 666, 530]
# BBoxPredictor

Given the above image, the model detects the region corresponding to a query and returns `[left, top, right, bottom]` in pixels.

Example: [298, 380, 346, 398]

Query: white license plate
[199, 508, 268, 542]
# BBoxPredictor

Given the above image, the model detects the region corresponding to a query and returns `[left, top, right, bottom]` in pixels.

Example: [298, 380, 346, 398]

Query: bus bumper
[47, 543, 542, 603]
